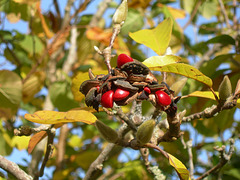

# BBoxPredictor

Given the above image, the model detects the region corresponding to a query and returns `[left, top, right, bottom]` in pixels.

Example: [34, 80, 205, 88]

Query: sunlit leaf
[184, 91, 240, 108]
[129, 18, 173, 55]
[71, 70, 107, 102]
[12, 136, 30, 150]
[25, 110, 97, 124]
[0, 70, 22, 108]
[146, 63, 213, 87]
[143, 55, 180, 67]
[166, 6, 186, 19]
[19, 35, 44, 56]
[168, 153, 190, 180]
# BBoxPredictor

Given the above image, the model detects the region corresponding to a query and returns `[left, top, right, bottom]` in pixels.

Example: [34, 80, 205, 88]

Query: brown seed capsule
[218, 75, 232, 101]
[136, 120, 156, 145]
[95, 120, 119, 143]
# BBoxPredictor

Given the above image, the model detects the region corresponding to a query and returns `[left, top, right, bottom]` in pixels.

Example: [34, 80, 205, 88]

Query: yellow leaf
[184, 91, 240, 108]
[168, 153, 191, 180]
[167, 6, 186, 19]
[129, 18, 173, 55]
[24, 110, 97, 124]
[71, 70, 108, 102]
[12, 136, 31, 150]
[143, 55, 180, 67]
[147, 63, 213, 88]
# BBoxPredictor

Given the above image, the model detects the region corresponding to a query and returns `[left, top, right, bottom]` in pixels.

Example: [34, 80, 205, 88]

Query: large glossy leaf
[167, 153, 190, 180]
[129, 17, 173, 55]
[71, 70, 108, 102]
[207, 34, 235, 45]
[0, 70, 22, 108]
[25, 110, 97, 124]
[146, 63, 213, 88]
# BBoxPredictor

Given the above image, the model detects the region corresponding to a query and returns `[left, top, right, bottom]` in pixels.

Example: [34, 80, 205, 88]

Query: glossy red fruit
[155, 90, 171, 106]
[113, 88, 130, 101]
[117, 54, 134, 68]
[101, 90, 114, 108]
[96, 85, 100, 92]
[144, 87, 151, 94]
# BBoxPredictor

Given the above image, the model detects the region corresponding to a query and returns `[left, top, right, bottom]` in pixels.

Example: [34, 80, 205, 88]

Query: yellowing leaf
[12, 136, 30, 150]
[22, 71, 46, 103]
[147, 63, 213, 88]
[167, 6, 186, 19]
[184, 91, 218, 100]
[184, 91, 240, 108]
[143, 55, 180, 67]
[6, 13, 21, 23]
[129, 18, 173, 55]
[168, 153, 191, 180]
[0, 70, 22, 108]
[25, 110, 97, 124]
[71, 70, 107, 102]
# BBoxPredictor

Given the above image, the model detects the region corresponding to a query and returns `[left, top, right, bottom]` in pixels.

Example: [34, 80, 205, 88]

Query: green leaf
[50, 81, 79, 111]
[146, 63, 213, 87]
[199, 0, 217, 19]
[207, 34, 235, 45]
[129, 17, 173, 55]
[167, 153, 190, 180]
[143, 55, 180, 67]
[24, 110, 97, 124]
[121, 9, 144, 36]
[0, 70, 22, 108]
[19, 35, 44, 56]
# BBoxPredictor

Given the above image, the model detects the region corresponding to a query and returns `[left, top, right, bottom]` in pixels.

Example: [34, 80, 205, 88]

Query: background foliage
[0, 0, 239, 179]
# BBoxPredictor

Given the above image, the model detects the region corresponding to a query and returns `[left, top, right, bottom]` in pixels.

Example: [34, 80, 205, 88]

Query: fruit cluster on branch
[80, 54, 180, 116]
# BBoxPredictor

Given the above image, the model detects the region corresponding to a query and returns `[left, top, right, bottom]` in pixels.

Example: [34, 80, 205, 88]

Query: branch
[217, 0, 231, 29]
[0, 155, 33, 180]
[183, 0, 203, 30]
[84, 123, 130, 180]
[196, 139, 234, 180]
[182, 94, 240, 122]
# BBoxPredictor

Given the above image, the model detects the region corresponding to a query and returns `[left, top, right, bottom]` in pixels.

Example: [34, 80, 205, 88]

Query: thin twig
[183, 0, 203, 30]
[217, 0, 231, 29]
[0, 155, 33, 180]
[196, 139, 234, 180]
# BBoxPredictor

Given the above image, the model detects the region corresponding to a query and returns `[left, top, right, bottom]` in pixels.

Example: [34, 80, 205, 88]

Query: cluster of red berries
[80, 54, 178, 112]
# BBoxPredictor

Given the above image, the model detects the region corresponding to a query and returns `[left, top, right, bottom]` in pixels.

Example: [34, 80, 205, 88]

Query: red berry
[117, 54, 134, 68]
[101, 90, 114, 108]
[113, 88, 130, 101]
[144, 87, 151, 94]
[96, 85, 100, 91]
[155, 90, 171, 106]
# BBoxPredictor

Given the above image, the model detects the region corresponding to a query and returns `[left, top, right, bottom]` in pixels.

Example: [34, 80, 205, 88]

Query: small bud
[95, 120, 118, 143]
[218, 75, 232, 101]
[112, 0, 128, 25]
[136, 120, 156, 145]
